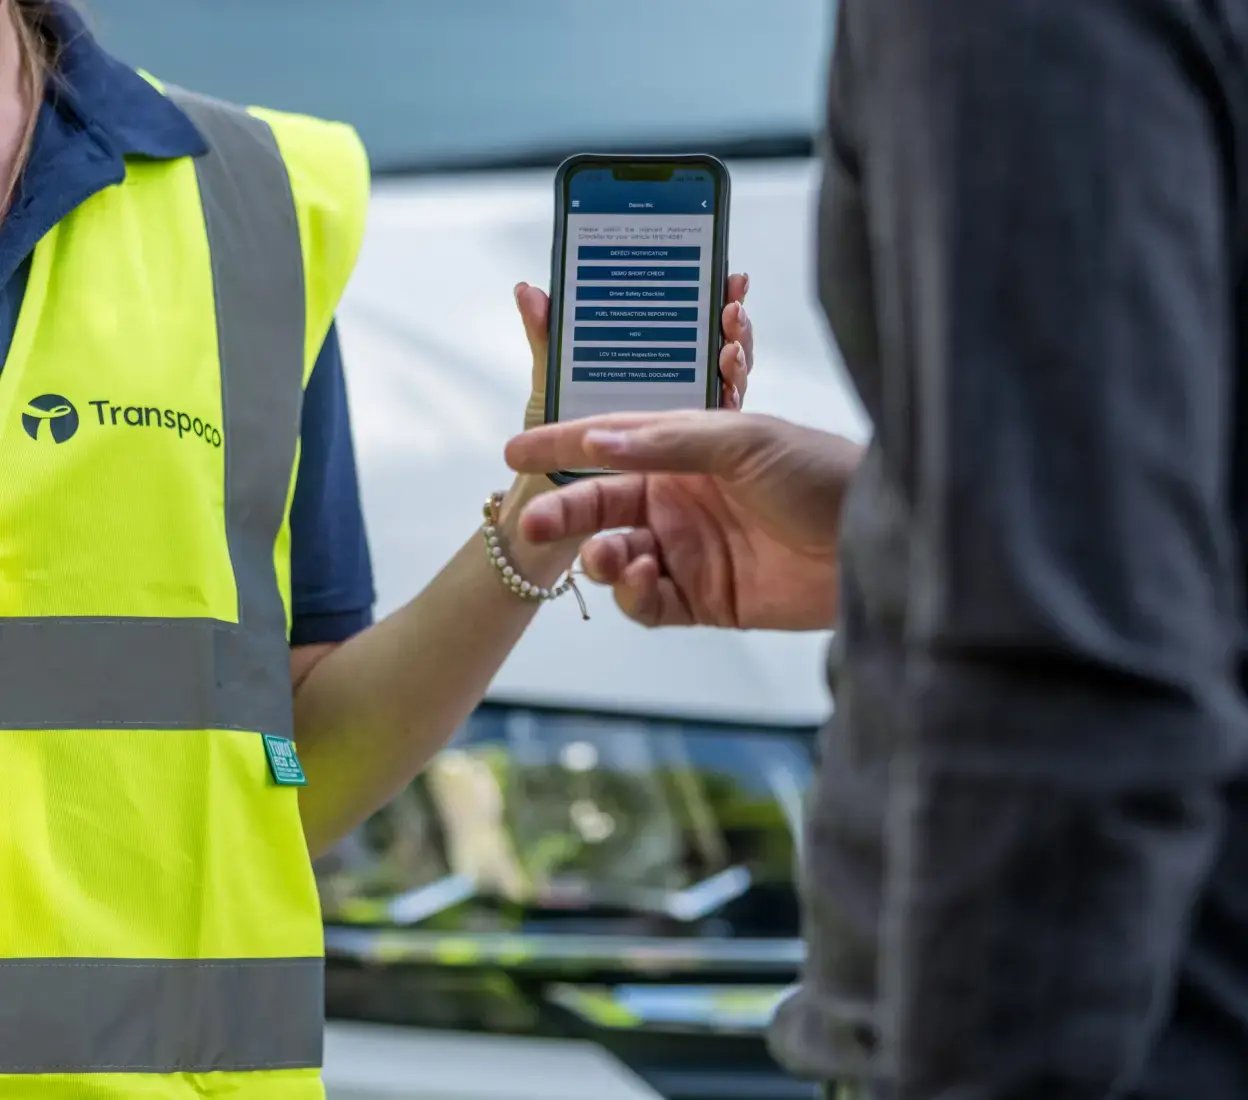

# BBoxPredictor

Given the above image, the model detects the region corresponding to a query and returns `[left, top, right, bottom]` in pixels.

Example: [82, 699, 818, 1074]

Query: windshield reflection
[316, 704, 813, 941]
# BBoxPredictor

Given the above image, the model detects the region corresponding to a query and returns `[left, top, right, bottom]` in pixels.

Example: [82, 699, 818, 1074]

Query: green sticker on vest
[263, 735, 307, 787]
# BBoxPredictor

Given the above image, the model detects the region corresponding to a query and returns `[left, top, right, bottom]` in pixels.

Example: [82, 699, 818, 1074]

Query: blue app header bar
[568, 168, 716, 215]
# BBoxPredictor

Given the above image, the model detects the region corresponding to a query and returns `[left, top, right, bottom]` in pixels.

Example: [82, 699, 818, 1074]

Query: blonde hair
[4, 0, 55, 213]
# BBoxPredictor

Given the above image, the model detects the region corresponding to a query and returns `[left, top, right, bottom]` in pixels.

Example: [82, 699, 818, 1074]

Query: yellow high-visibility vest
[0, 82, 369, 1099]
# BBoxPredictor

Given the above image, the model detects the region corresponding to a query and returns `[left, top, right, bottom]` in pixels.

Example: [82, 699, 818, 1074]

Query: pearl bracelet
[482, 492, 589, 620]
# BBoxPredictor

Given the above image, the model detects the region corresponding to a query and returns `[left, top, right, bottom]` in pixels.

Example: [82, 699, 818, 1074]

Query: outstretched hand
[505, 411, 864, 631]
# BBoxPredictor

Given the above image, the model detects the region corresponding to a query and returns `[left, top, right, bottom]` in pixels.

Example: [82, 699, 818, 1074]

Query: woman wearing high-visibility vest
[0, 2, 756, 1097]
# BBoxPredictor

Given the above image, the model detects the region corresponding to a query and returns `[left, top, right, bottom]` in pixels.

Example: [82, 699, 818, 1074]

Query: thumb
[514, 282, 550, 393]
[581, 411, 773, 477]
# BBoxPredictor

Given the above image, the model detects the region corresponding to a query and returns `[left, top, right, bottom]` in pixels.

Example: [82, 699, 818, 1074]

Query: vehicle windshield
[89, 0, 833, 172]
[316, 703, 814, 942]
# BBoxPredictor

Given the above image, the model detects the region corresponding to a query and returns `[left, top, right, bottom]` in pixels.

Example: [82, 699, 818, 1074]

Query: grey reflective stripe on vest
[0, 957, 323, 1073]
[0, 89, 304, 737]
[172, 86, 307, 667]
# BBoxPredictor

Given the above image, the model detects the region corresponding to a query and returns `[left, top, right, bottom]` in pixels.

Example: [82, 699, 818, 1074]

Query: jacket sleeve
[847, 0, 1246, 1093]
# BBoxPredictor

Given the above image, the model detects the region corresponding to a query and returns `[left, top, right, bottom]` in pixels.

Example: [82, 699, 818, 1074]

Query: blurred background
[88, 3, 867, 1098]
[92, 0, 831, 172]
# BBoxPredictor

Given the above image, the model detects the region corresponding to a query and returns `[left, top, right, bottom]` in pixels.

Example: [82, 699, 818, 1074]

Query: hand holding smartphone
[544, 154, 732, 482]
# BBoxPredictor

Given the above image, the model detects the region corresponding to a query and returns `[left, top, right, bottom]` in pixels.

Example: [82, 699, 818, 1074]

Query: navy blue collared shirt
[1, 4, 375, 645]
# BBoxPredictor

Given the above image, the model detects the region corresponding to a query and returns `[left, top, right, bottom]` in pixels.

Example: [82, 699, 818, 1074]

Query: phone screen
[553, 163, 723, 423]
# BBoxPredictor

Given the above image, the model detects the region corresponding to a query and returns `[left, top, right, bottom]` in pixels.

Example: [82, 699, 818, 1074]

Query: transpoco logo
[22, 394, 79, 443]
[19, 395, 223, 449]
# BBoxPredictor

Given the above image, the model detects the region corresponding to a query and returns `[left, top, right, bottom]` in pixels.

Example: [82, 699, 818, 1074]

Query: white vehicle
[95, 3, 864, 1097]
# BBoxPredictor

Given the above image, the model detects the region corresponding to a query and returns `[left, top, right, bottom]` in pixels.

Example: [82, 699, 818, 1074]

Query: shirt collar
[47, 0, 207, 160]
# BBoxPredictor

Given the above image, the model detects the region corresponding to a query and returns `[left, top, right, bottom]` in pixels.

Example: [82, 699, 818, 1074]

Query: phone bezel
[544, 153, 732, 485]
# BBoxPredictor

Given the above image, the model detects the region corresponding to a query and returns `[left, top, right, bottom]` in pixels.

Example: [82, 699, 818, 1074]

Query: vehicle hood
[338, 160, 869, 727]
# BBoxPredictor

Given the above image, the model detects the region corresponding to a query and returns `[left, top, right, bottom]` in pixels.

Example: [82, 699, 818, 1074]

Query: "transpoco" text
[88, 400, 223, 448]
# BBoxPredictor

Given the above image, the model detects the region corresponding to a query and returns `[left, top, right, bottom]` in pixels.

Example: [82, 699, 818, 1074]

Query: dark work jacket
[771, 2, 1248, 1098]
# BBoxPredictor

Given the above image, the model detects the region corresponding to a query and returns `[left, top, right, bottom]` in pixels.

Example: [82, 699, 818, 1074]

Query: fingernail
[742, 273, 750, 295]
[735, 340, 747, 368]
[731, 386, 741, 408]
[513, 282, 526, 304]
[735, 301, 748, 327]
[584, 429, 630, 457]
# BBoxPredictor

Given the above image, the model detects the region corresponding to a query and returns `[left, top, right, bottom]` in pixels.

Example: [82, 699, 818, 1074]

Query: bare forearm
[292, 475, 573, 857]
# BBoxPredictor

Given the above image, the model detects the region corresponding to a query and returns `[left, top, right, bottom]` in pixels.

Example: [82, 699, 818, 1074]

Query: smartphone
[545, 153, 732, 482]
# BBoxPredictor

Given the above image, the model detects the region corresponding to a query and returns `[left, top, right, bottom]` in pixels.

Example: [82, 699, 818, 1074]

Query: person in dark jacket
[506, 1, 1248, 1096]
